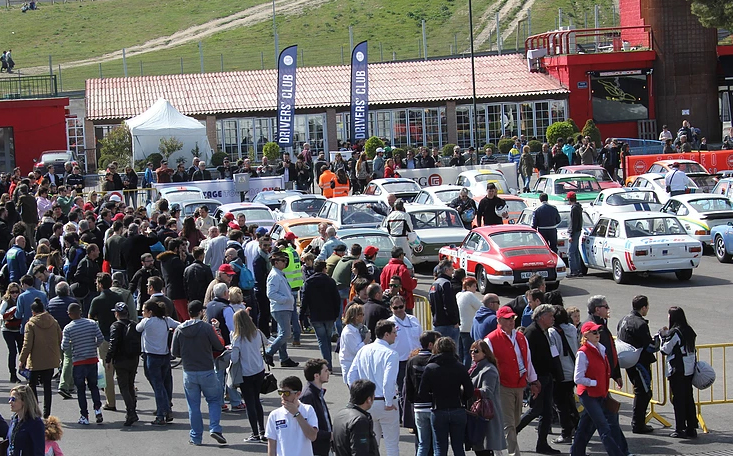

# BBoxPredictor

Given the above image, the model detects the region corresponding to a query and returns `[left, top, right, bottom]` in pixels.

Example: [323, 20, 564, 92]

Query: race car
[628, 173, 699, 204]
[711, 222, 733, 263]
[516, 205, 594, 261]
[439, 225, 566, 293]
[455, 169, 511, 196]
[659, 194, 733, 246]
[558, 165, 622, 190]
[581, 212, 702, 284]
[519, 173, 602, 208]
[626, 159, 717, 192]
[274, 194, 327, 221]
[363, 178, 422, 205]
[586, 188, 662, 223]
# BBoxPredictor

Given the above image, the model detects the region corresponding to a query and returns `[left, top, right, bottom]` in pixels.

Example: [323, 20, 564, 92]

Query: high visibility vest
[332, 178, 350, 197]
[319, 170, 335, 198]
[283, 247, 303, 289]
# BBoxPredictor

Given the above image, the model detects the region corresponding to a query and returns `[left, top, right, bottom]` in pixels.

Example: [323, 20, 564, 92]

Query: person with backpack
[1, 282, 23, 383]
[226, 248, 257, 324]
[105, 302, 141, 426]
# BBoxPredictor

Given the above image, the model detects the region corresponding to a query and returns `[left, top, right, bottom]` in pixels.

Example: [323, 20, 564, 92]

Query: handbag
[604, 395, 621, 414]
[226, 358, 244, 390]
[692, 360, 716, 390]
[259, 332, 277, 395]
[615, 338, 642, 369]
[469, 390, 495, 420]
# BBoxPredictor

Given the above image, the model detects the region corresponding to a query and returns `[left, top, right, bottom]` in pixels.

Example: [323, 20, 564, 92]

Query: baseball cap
[112, 213, 125, 221]
[581, 321, 603, 333]
[567, 191, 577, 201]
[363, 245, 379, 256]
[256, 227, 268, 236]
[113, 302, 128, 313]
[284, 232, 297, 241]
[223, 212, 235, 221]
[109, 194, 122, 202]
[218, 264, 236, 275]
[228, 221, 239, 230]
[376, 147, 384, 153]
[497, 307, 516, 319]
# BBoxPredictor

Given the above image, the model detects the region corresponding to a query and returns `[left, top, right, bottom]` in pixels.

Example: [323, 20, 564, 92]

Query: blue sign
[277, 45, 298, 148]
[350, 41, 369, 142]
[577, 81, 588, 89]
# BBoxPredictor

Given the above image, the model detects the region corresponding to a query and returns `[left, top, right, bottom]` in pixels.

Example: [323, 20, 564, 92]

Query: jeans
[2, 330, 22, 377]
[517, 374, 554, 447]
[290, 294, 301, 342]
[570, 393, 626, 456]
[214, 362, 242, 405]
[30, 368, 54, 418]
[433, 325, 460, 346]
[183, 369, 222, 443]
[239, 370, 266, 436]
[522, 174, 531, 192]
[73, 363, 101, 418]
[311, 320, 335, 370]
[568, 231, 582, 275]
[431, 408, 467, 456]
[114, 358, 138, 419]
[267, 310, 292, 362]
[145, 353, 172, 418]
[415, 411, 433, 456]
[458, 332, 474, 368]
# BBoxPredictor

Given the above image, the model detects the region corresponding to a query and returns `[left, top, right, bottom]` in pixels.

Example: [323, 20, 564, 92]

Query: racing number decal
[458, 251, 468, 270]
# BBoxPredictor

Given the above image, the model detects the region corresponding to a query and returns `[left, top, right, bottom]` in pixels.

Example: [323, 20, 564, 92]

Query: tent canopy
[126, 98, 212, 165]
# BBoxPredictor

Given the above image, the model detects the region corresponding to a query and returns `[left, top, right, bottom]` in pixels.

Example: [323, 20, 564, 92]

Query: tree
[442, 143, 457, 157]
[581, 119, 603, 149]
[263, 142, 282, 161]
[690, 1, 733, 30]
[364, 136, 385, 159]
[158, 137, 184, 162]
[98, 123, 132, 170]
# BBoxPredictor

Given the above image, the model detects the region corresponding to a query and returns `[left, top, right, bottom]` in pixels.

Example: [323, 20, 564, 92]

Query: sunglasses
[389, 284, 400, 288]
[392, 305, 405, 310]
[587, 330, 600, 335]
[9, 291, 19, 295]
[277, 390, 298, 397]
[8, 397, 16, 403]
[470, 349, 481, 354]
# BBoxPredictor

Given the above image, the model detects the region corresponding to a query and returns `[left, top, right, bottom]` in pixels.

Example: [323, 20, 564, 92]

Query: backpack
[122, 321, 142, 357]
[63, 246, 85, 281]
[231, 262, 255, 290]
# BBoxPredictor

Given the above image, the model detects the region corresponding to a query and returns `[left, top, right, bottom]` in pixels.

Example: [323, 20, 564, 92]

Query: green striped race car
[520, 173, 602, 208]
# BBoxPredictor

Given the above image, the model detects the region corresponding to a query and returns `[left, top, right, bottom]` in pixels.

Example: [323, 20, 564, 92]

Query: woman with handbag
[230, 309, 269, 443]
[468, 340, 506, 456]
[660, 306, 698, 439]
[569, 322, 626, 456]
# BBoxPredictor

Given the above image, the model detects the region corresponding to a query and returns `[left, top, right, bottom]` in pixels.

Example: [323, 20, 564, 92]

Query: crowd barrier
[623, 150, 733, 179]
[413, 295, 432, 331]
[693, 342, 733, 433]
[608, 351, 670, 428]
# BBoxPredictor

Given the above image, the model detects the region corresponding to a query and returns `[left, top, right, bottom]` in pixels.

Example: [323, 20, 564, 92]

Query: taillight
[557, 240, 566, 246]
[556, 266, 566, 273]
[694, 230, 709, 236]
[689, 245, 702, 253]
[635, 249, 648, 256]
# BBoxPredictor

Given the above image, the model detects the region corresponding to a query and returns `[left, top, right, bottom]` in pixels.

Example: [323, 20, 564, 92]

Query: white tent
[126, 98, 212, 166]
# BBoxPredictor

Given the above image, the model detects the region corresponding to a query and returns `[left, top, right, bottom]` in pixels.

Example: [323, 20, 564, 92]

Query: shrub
[364, 136, 385, 159]
[582, 119, 603, 149]
[481, 143, 496, 152]
[546, 121, 576, 145]
[263, 142, 282, 161]
[98, 123, 132, 170]
[391, 148, 405, 161]
[158, 137, 183, 161]
[145, 153, 163, 169]
[442, 143, 457, 157]
[210, 151, 228, 167]
[566, 118, 581, 133]
[497, 138, 515, 155]
[528, 140, 543, 153]
[97, 154, 117, 171]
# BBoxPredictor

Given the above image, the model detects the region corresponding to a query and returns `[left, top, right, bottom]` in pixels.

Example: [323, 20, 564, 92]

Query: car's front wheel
[715, 235, 732, 263]
[675, 269, 693, 281]
[612, 259, 628, 284]
[476, 266, 490, 294]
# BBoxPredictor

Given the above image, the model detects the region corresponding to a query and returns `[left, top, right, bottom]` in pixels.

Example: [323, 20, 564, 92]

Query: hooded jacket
[171, 319, 224, 372]
[471, 306, 498, 341]
[302, 272, 341, 322]
[183, 260, 214, 303]
[36, 216, 55, 242]
[331, 255, 357, 289]
[157, 250, 186, 300]
[418, 352, 473, 410]
[19, 312, 62, 371]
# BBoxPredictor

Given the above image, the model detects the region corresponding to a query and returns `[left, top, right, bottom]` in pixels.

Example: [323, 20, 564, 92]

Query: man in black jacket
[535, 142, 553, 176]
[276, 154, 297, 189]
[157, 238, 187, 322]
[476, 183, 507, 226]
[128, 253, 161, 314]
[302, 261, 341, 371]
[191, 161, 212, 181]
[332, 379, 379, 456]
[567, 191, 584, 277]
[617, 295, 659, 434]
[516, 304, 562, 455]
[122, 223, 158, 282]
[73, 243, 100, 316]
[404, 330, 441, 456]
[532, 193, 562, 253]
[428, 259, 459, 344]
[300, 359, 333, 456]
[88, 272, 123, 411]
[183, 247, 214, 304]
[104, 303, 140, 426]
[362, 284, 391, 342]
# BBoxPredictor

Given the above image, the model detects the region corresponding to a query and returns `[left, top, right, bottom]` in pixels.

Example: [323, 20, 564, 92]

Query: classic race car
[520, 173, 602, 207]
[586, 188, 662, 223]
[581, 212, 703, 284]
[660, 194, 733, 246]
[516, 205, 594, 261]
[439, 225, 566, 293]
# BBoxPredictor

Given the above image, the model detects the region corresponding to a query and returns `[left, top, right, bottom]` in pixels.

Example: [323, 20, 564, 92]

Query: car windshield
[232, 208, 274, 221]
[410, 210, 464, 229]
[653, 175, 698, 189]
[624, 217, 686, 237]
[290, 198, 325, 215]
[256, 192, 299, 205]
[183, 203, 220, 216]
[553, 178, 601, 194]
[575, 168, 613, 182]
[164, 191, 203, 202]
[42, 153, 71, 162]
[288, 223, 322, 238]
[383, 181, 421, 193]
[690, 175, 717, 191]
[687, 198, 733, 212]
[435, 189, 471, 203]
[340, 203, 385, 225]
[557, 211, 594, 229]
[474, 177, 509, 194]
[490, 231, 547, 248]
[341, 234, 394, 251]
[677, 163, 707, 174]
[506, 200, 527, 213]
[606, 191, 659, 206]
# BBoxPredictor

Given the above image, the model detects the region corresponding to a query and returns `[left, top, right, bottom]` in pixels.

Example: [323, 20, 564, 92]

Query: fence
[694, 342, 733, 433]
[608, 350, 671, 428]
[413, 295, 432, 331]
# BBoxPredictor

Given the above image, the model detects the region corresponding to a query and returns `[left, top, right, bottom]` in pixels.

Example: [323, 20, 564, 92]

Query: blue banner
[350, 41, 368, 142]
[277, 45, 298, 148]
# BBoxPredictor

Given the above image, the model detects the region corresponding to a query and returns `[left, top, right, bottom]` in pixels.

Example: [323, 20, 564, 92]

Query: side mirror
[32, 158, 37, 163]
[589, 201, 594, 206]
[449, 244, 456, 249]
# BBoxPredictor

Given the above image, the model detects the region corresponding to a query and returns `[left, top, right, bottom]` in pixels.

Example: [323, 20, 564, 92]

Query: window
[607, 220, 619, 238]
[255, 119, 273, 154]
[424, 108, 440, 147]
[625, 217, 685, 237]
[534, 102, 550, 142]
[223, 120, 238, 157]
[293, 115, 307, 151]
[456, 106, 472, 149]
[373, 111, 392, 140]
[476, 236, 490, 252]
[0, 127, 14, 173]
[336, 113, 348, 144]
[475, 105, 486, 146]
[240, 119, 255, 159]
[534, 178, 548, 193]
[550, 101, 566, 123]
[463, 233, 481, 250]
[520, 103, 534, 139]
[591, 75, 649, 123]
[307, 115, 325, 153]
[502, 104, 518, 138]
[592, 219, 609, 237]
[393, 110, 408, 149]
[66, 118, 85, 169]
[408, 109, 423, 147]
[487, 104, 502, 144]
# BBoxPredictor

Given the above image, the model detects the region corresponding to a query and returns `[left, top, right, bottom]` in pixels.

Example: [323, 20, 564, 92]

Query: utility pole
[469, 0, 479, 148]
[272, 0, 278, 64]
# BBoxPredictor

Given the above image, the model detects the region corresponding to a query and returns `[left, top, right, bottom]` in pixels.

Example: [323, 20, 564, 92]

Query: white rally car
[516, 206, 594, 261]
[659, 194, 733, 246]
[581, 212, 703, 284]
[586, 188, 662, 223]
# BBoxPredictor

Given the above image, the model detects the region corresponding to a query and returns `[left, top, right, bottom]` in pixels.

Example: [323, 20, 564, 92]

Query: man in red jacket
[484, 306, 540, 456]
[379, 246, 417, 313]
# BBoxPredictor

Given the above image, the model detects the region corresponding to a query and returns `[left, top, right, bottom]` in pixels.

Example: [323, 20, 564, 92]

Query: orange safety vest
[332, 178, 350, 197]
[319, 170, 335, 198]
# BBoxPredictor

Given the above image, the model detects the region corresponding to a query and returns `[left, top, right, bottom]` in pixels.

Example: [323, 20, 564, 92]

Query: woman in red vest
[570, 321, 627, 456]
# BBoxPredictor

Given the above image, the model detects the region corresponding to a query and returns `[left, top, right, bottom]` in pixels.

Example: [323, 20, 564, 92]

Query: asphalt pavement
[3, 253, 733, 455]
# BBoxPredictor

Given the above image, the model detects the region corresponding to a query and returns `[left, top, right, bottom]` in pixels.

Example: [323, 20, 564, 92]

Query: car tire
[476, 266, 490, 294]
[675, 269, 693, 281]
[612, 258, 627, 284]
[715, 235, 732, 263]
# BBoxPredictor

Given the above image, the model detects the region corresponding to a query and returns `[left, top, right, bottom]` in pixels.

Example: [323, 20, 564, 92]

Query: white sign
[329, 150, 353, 162]
[396, 163, 520, 190]
[248, 176, 286, 199]
[681, 109, 690, 115]
[153, 180, 241, 204]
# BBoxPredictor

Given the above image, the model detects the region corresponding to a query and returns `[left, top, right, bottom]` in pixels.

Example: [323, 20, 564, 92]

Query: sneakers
[281, 358, 299, 368]
[9, 374, 19, 383]
[102, 404, 117, 411]
[221, 404, 230, 412]
[231, 403, 247, 412]
[57, 389, 72, 399]
[260, 432, 268, 442]
[123, 414, 139, 426]
[94, 409, 103, 424]
[151, 417, 167, 425]
[165, 412, 174, 422]
[77, 415, 90, 425]
[245, 434, 261, 442]
[292, 341, 301, 347]
[210, 432, 227, 444]
[189, 440, 202, 446]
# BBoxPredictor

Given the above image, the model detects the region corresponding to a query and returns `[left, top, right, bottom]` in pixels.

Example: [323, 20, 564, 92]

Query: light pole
[272, 0, 279, 64]
[468, 0, 479, 152]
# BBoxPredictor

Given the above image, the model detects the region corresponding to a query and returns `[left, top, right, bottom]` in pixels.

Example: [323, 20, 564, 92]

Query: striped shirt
[61, 318, 104, 365]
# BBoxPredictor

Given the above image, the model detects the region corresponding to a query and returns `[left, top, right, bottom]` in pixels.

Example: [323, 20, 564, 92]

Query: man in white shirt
[658, 125, 673, 141]
[245, 227, 268, 272]
[386, 295, 422, 410]
[265, 376, 319, 456]
[346, 319, 400, 456]
[665, 162, 688, 197]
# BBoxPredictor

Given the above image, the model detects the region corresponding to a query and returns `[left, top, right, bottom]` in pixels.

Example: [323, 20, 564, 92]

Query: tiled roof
[86, 53, 568, 121]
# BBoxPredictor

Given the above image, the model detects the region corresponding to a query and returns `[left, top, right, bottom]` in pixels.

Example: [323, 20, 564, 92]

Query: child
[44, 416, 64, 456]
[299, 253, 316, 333]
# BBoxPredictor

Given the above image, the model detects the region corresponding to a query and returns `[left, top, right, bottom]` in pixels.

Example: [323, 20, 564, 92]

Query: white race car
[628, 173, 699, 204]
[587, 188, 662, 223]
[659, 194, 733, 246]
[516, 205, 594, 261]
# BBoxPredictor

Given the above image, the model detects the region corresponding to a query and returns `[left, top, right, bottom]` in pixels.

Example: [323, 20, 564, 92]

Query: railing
[615, 138, 665, 155]
[609, 353, 671, 428]
[0, 75, 58, 99]
[694, 343, 733, 433]
[413, 295, 432, 331]
[525, 25, 653, 57]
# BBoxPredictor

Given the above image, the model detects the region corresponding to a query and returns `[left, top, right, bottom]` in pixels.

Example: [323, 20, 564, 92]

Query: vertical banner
[277, 45, 298, 148]
[350, 40, 369, 142]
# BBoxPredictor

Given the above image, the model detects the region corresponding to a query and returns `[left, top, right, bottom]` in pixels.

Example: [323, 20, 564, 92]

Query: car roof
[598, 187, 656, 196]
[471, 225, 538, 235]
[325, 196, 382, 204]
[404, 203, 458, 212]
[654, 159, 700, 165]
[669, 194, 730, 202]
[276, 217, 331, 228]
[598, 211, 676, 221]
[217, 202, 270, 211]
[560, 165, 605, 171]
[459, 169, 503, 177]
[160, 185, 203, 193]
[521, 205, 571, 214]
[545, 173, 599, 181]
[419, 185, 465, 193]
[636, 173, 665, 180]
[282, 194, 326, 203]
[369, 178, 417, 184]
[336, 228, 390, 237]
[181, 199, 222, 207]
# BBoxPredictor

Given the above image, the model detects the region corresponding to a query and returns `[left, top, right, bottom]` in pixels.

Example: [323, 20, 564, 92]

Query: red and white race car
[439, 225, 567, 293]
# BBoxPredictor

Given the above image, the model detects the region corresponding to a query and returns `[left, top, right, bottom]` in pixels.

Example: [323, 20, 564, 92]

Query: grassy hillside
[1, 0, 618, 92]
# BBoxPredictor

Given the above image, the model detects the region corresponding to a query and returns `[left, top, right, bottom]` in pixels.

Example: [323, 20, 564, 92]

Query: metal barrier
[694, 343, 733, 433]
[413, 295, 432, 331]
[608, 352, 670, 428]
[615, 137, 665, 155]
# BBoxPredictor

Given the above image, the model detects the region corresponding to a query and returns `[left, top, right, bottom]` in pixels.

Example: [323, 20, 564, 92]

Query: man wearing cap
[264, 251, 299, 368]
[567, 191, 584, 278]
[532, 193, 561, 253]
[105, 302, 141, 426]
[246, 226, 268, 272]
[665, 162, 688, 197]
[516, 304, 563, 455]
[373, 148, 385, 179]
[203, 263, 236, 306]
[363, 245, 381, 283]
[485, 306, 540, 456]
[155, 160, 174, 184]
[325, 244, 347, 278]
